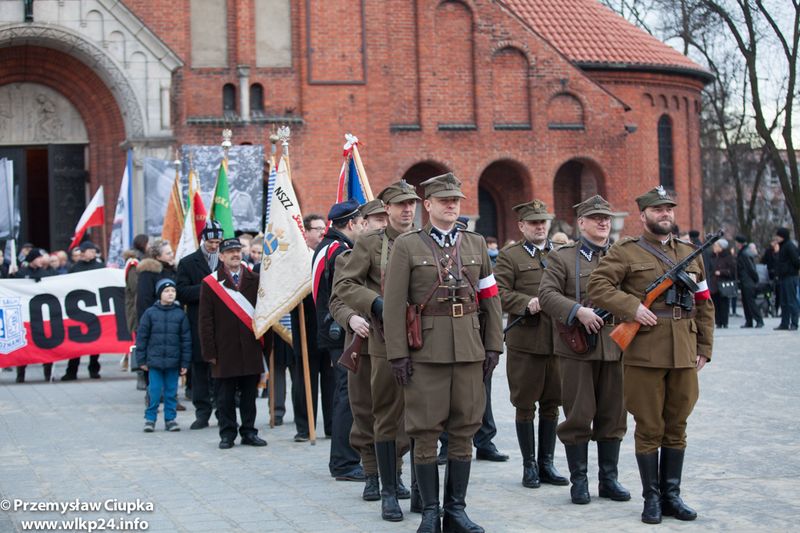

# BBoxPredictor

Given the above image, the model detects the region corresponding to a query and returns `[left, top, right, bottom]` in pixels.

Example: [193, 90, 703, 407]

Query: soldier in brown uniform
[587, 187, 714, 524]
[538, 195, 630, 505]
[494, 200, 569, 490]
[336, 184, 421, 521]
[384, 173, 503, 533]
[328, 199, 387, 504]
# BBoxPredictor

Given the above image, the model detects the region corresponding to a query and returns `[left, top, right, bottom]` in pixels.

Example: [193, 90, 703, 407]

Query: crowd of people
[3, 176, 800, 532]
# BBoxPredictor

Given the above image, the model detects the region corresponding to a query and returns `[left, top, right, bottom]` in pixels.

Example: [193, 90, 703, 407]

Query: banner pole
[298, 303, 316, 445]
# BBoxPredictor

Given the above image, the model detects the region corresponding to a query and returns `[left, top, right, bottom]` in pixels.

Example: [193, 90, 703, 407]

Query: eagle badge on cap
[656, 185, 667, 198]
[532, 199, 545, 210]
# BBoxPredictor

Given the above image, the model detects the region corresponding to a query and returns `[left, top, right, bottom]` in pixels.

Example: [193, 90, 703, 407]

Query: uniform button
[423, 261, 427, 264]
[448, 275, 453, 280]
[445, 254, 450, 258]
[471, 260, 475, 263]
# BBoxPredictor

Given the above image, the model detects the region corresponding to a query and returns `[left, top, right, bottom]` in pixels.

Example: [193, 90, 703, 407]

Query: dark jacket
[136, 258, 177, 321]
[69, 258, 104, 273]
[123, 249, 143, 334]
[199, 267, 269, 378]
[736, 247, 759, 289]
[136, 301, 191, 370]
[176, 247, 213, 363]
[776, 239, 800, 279]
[13, 265, 57, 282]
[709, 250, 736, 294]
[311, 228, 353, 350]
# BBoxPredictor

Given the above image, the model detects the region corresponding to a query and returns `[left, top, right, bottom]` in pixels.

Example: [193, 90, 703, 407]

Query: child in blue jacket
[137, 278, 191, 432]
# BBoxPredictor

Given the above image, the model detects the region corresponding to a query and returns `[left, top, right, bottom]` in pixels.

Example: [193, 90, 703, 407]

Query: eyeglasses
[309, 226, 326, 232]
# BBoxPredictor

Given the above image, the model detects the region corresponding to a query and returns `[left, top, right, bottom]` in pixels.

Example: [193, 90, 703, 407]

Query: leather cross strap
[636, 239, 676, 267]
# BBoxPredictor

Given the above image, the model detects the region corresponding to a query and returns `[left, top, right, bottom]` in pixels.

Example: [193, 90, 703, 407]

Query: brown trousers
[624, 365, 699, 454]
[371, 355, 410, 452]
[557, 357, 627, 445]
[405, 362, 485, 464]
[348, 354, 377, 474]
[506, 349, 561, 422]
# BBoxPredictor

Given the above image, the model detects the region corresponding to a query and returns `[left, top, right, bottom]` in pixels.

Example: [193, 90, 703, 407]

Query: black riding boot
[415, 462, 441, 533]
[515, 421, 540, 488]
[376, 441, 403, 521]
[564, 442, 590, 504]
[636, 452, 662, 524]
[538, 419, 569, 485]
[660, 447, 697, 521]
[597, 440, 630, 501]
[442, 460, 483, 533]
[409, 439, 422, 513]
[363, 474, 380, 501]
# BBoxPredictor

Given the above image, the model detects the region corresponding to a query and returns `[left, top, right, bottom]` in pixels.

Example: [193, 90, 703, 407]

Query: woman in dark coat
[136, 240, 177, 321]
[709, 239, 737, 328]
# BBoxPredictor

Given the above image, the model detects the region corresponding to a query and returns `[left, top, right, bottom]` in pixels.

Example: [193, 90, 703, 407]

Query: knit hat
[155, 278, 176, 299]
[717, 238, 729, 249]
[202, 220, 224, 241]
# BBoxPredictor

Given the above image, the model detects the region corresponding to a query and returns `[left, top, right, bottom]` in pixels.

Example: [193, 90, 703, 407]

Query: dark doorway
[0, 145, 87, 251]
[552, 159, 605, 235]
[475, 187, 497, 238]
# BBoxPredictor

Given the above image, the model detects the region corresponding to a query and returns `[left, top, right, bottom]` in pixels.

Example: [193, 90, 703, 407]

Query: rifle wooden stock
[609, 277, 674, 350]
[338, 335, 363, 373]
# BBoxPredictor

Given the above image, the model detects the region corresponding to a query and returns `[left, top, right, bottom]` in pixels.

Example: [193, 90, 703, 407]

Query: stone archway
[477, 160, 531, 245]
[552, 158, 606, 236]
[401, 161, 450, 227]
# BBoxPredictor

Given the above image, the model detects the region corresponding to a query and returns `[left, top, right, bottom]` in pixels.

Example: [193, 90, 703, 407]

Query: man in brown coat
[336, 184, 420, 521]
[538, 195, 629, 505]
[199, 238, 267, 450]
[494, 200, 568, 489]
[587, 186, 714, 524]
[384, 173, 503, 533]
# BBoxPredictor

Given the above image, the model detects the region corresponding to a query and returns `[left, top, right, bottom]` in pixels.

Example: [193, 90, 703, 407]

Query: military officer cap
[378, 179, 421, 204]
[635, 185, 677, 211]
[574, 194, 614, 218]
[359, 199, 387, 218]
[328, 199, 361, 222]
[419, 172, 466, 199]
[219, 238, 242, 253]
[513, 199, 554, 221]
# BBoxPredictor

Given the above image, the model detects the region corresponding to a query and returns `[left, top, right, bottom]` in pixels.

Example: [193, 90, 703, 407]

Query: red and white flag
[69, 186, 105, 250]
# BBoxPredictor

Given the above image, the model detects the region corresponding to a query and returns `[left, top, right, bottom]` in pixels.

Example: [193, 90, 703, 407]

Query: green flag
[211, 160, 235, 238]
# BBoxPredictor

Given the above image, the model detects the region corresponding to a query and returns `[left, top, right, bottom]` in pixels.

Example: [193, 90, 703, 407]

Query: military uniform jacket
[336, 224, 405, 358]
[383, 224, 503, 363]
[587, 234, 714, 369]
[494, 241, 553, 355]
[330, 250, 369, 355]
[538, 242, 621, 361]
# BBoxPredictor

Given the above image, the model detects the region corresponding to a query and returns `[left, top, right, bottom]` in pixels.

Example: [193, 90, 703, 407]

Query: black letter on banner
[99, 287, 132, 341]
[29, 294, 65, 349]
[65, 290, 101, 343]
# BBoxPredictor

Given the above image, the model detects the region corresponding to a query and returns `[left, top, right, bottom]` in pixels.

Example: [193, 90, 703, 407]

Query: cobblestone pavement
[1, 313, 798, 532]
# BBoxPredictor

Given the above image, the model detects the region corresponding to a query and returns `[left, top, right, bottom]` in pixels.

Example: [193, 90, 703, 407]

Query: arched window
[658, 115, 674, 189]
[250, 83, 264, 115]
[222, 83, 237, 116]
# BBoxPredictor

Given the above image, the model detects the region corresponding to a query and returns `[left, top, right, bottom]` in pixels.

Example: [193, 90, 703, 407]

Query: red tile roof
[500, 0, 711, 79]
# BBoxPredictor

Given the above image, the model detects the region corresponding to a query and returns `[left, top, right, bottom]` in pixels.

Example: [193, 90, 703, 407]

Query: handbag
[719, 279, 737, 299]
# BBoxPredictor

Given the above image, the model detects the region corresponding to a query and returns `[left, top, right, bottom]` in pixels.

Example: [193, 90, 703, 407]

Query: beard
[644, 216, 674, 236]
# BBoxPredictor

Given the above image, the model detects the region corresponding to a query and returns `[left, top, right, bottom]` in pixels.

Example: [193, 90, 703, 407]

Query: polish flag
[69, 186, 105, 250]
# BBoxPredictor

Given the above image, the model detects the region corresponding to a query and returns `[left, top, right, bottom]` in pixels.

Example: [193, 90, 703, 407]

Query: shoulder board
[363, 228, 384, 239]
[674, 238, 696, 248]
[501, 240, 521, 251]
[396, 228, 423, 241]
[614, 236, 640, 246]
[339, 249, 352, 257]
[558, 242, 577, 249]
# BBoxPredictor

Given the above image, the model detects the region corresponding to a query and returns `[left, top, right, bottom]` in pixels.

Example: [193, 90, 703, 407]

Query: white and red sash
[477, 273, 499, 302]
[202, 270, 263, 344]
[311, 240, 343, 303]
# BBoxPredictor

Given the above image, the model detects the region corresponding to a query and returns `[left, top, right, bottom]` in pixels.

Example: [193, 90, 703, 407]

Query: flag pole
[101, 188, 108, 261]
[266, 133, 279, 429]
[280, 126, 316, 445]
[351, 142, 374, 201]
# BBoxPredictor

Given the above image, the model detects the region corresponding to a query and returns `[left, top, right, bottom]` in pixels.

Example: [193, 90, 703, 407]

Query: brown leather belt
[652, 307, 697, 320]
[422, 301, 478, 317]
[603, 316, 621, 326]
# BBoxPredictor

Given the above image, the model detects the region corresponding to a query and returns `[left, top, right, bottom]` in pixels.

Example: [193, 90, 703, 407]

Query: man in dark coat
[199, 238, 268, 449]
[773, 227, 800, 330]
[177, 221, 224, 429]
[62, 241, 105, 380]
[735, 235, 763, 328]
[13, 247, 56, 383]
[311, 200, 366, 480]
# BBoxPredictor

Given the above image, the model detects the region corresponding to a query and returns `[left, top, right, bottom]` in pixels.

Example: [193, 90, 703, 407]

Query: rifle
[503, 313, 526, 334]
[337, 334, 363, 373]
[609, 230, 723, 351]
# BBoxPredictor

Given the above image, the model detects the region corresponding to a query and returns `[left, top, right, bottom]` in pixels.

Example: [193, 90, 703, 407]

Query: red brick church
[0, 0, 711, 249]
